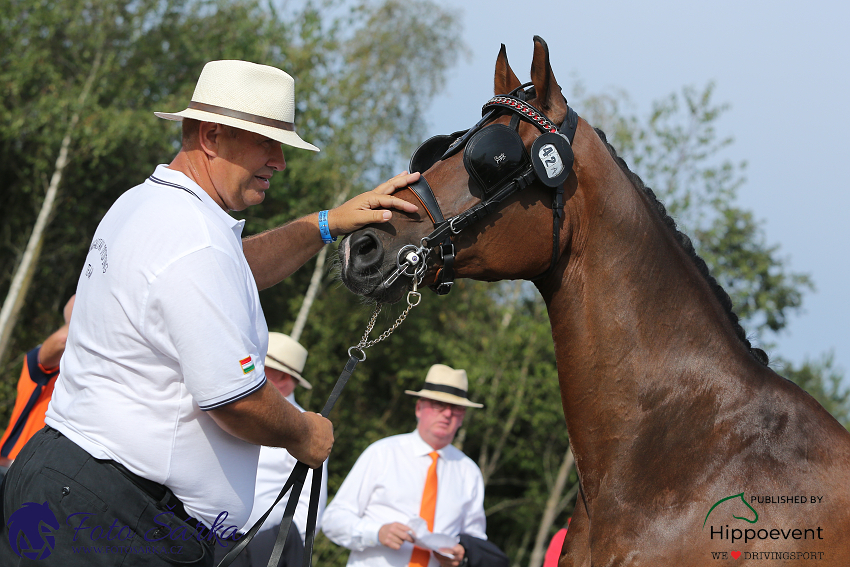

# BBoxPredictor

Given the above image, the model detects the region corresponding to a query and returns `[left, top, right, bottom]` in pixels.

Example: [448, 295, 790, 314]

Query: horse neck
[535, 122, 763, 493]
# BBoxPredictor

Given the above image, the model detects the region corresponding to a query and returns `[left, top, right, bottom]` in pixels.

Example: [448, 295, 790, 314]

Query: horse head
[340, 36, 581, 303]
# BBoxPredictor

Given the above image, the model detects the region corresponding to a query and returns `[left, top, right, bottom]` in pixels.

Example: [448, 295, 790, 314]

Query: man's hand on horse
[327, 172, 419, 236]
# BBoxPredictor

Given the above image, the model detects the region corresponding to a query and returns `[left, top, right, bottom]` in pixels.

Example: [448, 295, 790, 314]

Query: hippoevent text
[710, 525, 824, 544]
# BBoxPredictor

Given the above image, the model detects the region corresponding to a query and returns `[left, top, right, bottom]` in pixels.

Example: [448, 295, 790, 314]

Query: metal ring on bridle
[347, 346, 367, 361]
[396, 244, 421, 274]
[397, 244, 430, 283]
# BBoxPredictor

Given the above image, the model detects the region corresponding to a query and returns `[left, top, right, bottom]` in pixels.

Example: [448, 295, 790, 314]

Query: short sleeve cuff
[198, 376, 266, 410]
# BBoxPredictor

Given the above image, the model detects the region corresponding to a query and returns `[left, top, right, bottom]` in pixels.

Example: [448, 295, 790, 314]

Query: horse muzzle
[339, 228, 417, 303]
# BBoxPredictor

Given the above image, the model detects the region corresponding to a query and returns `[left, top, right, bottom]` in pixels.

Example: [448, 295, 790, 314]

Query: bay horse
[338, 36, 850, 565]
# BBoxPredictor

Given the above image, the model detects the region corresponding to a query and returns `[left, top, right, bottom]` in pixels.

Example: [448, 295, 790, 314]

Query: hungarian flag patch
[240, 356, 255, 374]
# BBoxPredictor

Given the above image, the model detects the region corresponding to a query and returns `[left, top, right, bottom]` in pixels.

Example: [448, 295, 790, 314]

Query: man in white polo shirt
[0, 60, 418, 567]
[322, 364, 487, 567]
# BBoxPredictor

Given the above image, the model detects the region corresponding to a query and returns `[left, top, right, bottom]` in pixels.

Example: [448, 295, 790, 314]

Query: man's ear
[198, 121, 224, 157]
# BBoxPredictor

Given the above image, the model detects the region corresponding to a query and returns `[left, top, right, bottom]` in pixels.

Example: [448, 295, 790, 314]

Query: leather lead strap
[216, 354, 361, 567]
[300, 465, 324, 567]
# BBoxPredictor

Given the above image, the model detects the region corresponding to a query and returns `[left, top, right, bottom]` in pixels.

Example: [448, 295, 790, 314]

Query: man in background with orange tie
[321, 364, 486, 567]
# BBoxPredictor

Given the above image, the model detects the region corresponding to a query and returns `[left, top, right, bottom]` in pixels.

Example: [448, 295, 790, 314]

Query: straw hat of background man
[405, 364, 483, 409]
[265, 332, 312, 398]
[155, 59, 319, 152]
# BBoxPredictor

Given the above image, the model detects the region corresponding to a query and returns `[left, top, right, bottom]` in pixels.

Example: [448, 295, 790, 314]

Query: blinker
[463, 124, 529, 195]
[409, 129, 468, 174]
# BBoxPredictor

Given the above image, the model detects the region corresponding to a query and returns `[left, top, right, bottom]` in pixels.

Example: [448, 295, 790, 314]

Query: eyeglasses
[421, 399, 466, 415]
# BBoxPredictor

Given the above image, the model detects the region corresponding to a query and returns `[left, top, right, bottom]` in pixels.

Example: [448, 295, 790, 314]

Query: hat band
[188, 101, 295, 131]
[422, 383, 469, 399]
[266, 353, 302, 376]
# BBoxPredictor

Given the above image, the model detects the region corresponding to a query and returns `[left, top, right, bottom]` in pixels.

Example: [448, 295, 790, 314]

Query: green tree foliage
[780, 353, 850, 428]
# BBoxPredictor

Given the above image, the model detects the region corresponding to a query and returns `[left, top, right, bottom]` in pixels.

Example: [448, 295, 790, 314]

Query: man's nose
[269, 144, 286, 171]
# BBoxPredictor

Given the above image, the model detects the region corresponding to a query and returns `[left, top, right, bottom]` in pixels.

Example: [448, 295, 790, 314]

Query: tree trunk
[0, 50, 103, 366]
[527, 447, 575, 567]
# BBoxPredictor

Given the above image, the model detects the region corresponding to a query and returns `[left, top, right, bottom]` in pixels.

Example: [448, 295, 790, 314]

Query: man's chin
[244, 190, 266, 208]
[432, 426, 455, 440]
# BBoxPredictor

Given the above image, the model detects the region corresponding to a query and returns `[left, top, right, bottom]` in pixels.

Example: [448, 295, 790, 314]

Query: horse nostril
[350, 229, 384, 272]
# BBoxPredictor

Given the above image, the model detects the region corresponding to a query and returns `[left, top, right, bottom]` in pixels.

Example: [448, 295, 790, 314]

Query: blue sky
[424, 0, 850, 386]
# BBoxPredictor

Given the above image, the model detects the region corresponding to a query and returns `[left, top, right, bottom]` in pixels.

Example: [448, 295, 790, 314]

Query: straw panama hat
[265, 333, 312, 390]
[405, 364, 483, 408]
[154, 60, 319, 152]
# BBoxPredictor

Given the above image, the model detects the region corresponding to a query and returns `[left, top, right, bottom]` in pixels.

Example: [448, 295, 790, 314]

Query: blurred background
[1, 1, 847, 565]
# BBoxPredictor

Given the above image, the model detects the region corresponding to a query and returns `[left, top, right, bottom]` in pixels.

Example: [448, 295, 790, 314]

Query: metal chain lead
[348, 283, 422, 360]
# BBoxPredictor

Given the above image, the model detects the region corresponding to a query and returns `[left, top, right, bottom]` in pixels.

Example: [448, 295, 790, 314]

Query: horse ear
[494, 43, 521, 95]
[530, 36, 566, 115]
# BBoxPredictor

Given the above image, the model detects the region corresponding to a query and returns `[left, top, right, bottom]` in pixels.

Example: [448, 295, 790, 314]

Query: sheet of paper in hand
[407, 517, 460, 559]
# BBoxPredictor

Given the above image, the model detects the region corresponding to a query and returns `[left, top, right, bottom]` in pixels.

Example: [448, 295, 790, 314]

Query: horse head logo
[703, 492, 759, 528]
[7, 501, 60, 560]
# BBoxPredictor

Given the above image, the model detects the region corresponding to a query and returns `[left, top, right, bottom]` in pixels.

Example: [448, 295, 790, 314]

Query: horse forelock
[591, 127, 769, 367]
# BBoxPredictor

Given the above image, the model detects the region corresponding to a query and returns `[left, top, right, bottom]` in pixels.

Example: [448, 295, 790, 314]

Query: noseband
[383, 83, 579, 294]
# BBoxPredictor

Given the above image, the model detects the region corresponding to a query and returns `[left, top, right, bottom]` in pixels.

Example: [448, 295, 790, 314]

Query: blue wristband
[318, 210, 336, 244]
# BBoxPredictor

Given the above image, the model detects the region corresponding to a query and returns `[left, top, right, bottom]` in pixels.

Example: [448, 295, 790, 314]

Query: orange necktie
[409, 451, 439, 567]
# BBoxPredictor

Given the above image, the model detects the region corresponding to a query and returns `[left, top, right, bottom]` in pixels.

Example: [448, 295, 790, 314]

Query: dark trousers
[212, 521, 304, 567]
[0, 427, 214, 566]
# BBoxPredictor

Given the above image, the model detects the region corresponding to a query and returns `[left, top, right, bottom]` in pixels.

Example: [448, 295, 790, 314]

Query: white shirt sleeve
[461, 465, 487, 540]
[321, 446, 385, 551]
[146, 245, 266, 409]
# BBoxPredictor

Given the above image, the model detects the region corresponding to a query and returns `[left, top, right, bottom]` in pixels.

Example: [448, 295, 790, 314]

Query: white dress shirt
[245, 393, 328, 542]
[322, 430, 486, 567]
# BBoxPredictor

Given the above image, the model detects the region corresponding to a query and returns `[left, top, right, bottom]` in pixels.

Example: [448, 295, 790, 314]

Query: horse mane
[593, 127, 769, 366]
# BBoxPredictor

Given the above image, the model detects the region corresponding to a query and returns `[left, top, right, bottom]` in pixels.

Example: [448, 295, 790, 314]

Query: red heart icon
[731, 551, 741, 559]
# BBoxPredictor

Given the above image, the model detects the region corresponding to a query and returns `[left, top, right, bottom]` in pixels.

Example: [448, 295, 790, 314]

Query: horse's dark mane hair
[593, 127, 769, 366]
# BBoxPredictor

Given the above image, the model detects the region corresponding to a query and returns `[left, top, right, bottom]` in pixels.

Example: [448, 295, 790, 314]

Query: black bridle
[383, 83, 579, 294]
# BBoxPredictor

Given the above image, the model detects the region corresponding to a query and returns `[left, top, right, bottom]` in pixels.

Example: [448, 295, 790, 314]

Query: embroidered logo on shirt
[240, 356, 255, 374]
[85, 238, 109, 278]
